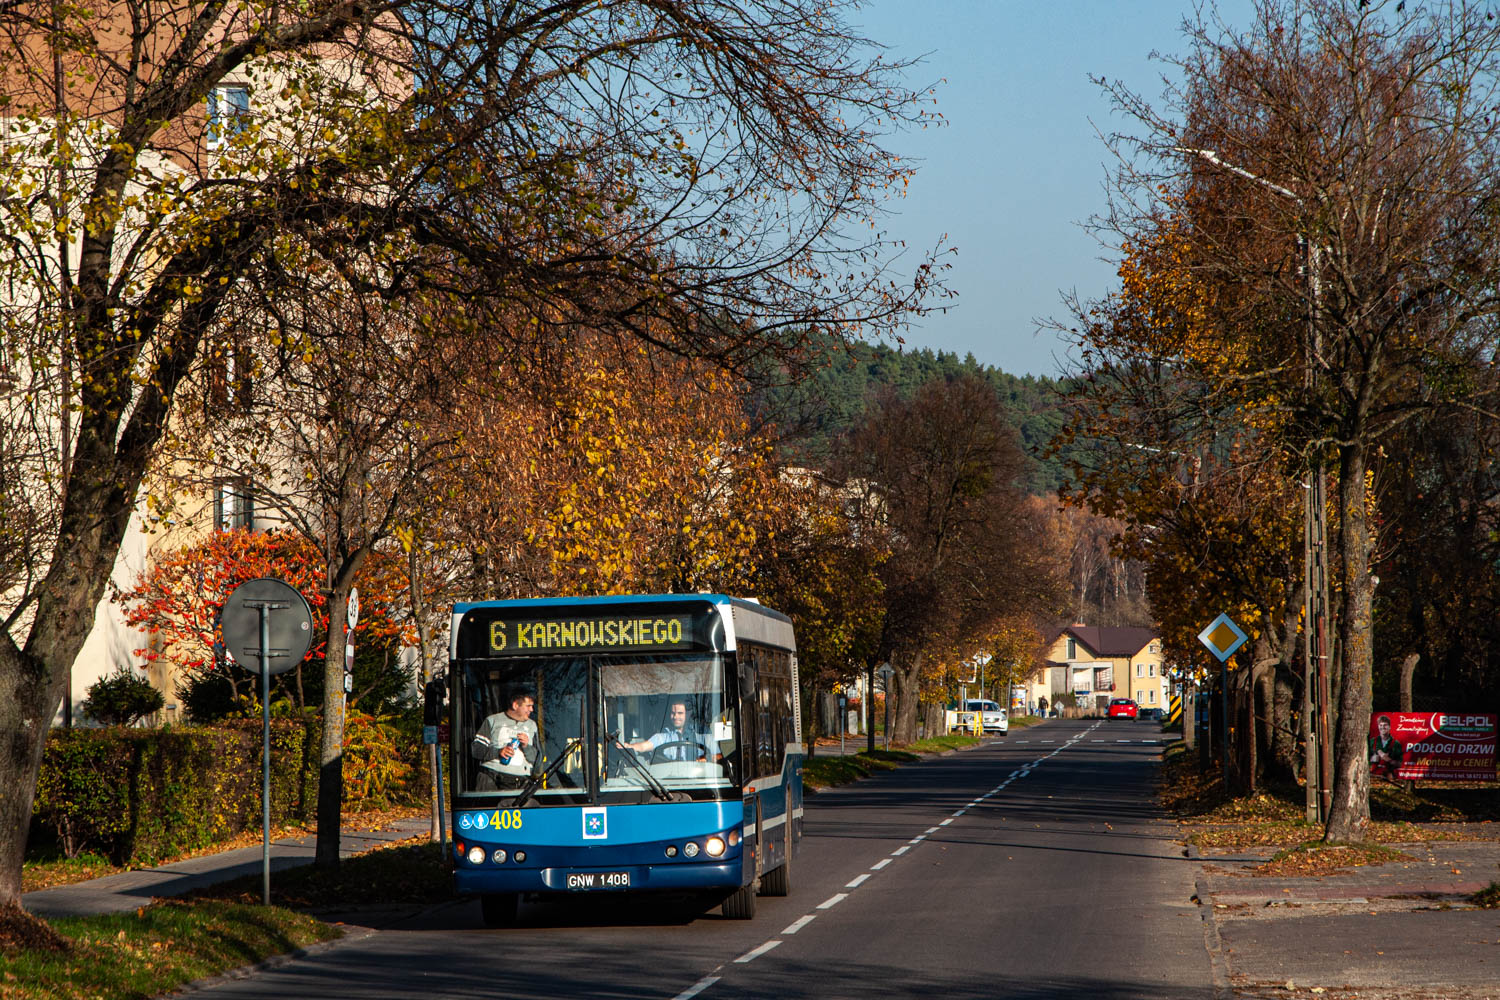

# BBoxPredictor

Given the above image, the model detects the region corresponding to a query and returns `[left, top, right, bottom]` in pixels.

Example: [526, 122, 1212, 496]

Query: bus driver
[620, 699, 712, 762]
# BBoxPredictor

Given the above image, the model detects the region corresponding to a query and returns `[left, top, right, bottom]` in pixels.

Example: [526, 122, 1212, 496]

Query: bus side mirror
[423, 678, 447, 727]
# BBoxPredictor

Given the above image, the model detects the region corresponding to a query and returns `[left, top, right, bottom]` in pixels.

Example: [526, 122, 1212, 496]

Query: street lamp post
[1175, 146, 1330, 823]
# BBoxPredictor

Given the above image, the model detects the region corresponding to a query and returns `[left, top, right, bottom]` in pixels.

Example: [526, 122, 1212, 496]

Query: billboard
[1368, 712, 1497, 782]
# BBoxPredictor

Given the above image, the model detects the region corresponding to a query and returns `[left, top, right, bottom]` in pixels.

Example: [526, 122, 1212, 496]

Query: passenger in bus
[472, 689, 538, 790]
[619, 699, 714, 762]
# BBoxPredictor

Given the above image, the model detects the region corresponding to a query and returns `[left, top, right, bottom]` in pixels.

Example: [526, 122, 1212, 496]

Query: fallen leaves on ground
[1252, 842, 1416, 878]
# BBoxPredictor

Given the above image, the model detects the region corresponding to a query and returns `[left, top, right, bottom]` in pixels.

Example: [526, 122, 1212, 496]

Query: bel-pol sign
[1197, 613, 1248, 663]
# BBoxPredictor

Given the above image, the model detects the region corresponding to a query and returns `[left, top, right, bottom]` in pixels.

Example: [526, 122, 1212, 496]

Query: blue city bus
[447, 593, 803, 925]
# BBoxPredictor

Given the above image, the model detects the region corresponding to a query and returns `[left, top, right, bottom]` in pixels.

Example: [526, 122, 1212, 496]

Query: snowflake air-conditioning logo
[582, 807, 607, 840]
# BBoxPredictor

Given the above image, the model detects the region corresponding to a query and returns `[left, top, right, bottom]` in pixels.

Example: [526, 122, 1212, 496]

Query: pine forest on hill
[758, 336, 1080, 495]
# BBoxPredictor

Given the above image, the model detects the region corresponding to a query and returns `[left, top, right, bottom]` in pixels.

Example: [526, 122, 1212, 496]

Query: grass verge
[6, 831, 451, 999]
[0, 900, 339, 1000]
[189, 840, 452, 910]
[1254, 841, 1416, 877]
[803, 749, 915, 788]
[1472, 882, 1500, 908]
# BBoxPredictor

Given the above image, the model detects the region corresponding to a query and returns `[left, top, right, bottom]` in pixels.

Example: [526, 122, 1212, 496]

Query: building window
[214, 481, 254, 531]
[1135, 663, 1143, 678]
[1148, 690, 1157, 704]
[1150, 642, 1161, 654]
[1149, 663, 1156, 677]
[207, 85, 250, 149]
[1066, 638, 1077, 659]
[1136, 688, 1144, 702]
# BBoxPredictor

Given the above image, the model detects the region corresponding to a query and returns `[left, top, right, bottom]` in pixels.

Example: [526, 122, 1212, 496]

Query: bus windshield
[456, 652, 737, 805]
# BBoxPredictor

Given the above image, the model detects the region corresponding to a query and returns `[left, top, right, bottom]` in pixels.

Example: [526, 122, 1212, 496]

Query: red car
[1107, 698, 1138, 719]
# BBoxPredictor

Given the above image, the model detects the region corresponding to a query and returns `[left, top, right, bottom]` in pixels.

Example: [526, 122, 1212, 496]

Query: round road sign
[221, 578, 314, 676]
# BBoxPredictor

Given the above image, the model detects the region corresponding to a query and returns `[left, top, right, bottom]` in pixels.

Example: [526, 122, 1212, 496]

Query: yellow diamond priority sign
[1197, 613, 1248, 663]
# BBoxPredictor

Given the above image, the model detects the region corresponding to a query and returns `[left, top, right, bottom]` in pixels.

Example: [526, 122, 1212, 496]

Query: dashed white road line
[672, 976, 722, 1000]
[781, 915, 816, 935]
[692, 722, 1112, 996]
[734, 941, 782, 964]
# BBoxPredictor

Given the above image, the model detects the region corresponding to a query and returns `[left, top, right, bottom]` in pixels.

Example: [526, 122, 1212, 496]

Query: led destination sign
[485, 614, 700, 656]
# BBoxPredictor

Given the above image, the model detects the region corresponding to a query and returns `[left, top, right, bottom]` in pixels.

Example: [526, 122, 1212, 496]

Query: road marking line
[871, 858, 892, 870]
[817, 893, 849, 910]
[673, 976, 722, 999]
[782, 915, 816, 934]
[939, 818, 953, 826]
[909, 835, 926, 843]
[893, 845, 911, 855]
[953, 809, 967, 816]
[925, 827, 940, 834]
[735, 941, 781, 963]
[846, 874, 871, 888]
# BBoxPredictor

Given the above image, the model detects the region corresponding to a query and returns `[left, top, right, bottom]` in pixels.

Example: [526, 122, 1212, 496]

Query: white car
[953, 698, 1008, 735]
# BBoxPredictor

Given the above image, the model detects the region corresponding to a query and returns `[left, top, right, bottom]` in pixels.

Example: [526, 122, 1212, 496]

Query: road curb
[169, 923, 379, 995]
[1187, 844, 1235, 1000]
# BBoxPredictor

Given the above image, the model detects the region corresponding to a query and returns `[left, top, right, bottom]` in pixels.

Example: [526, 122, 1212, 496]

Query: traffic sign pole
[221, 578, 313, 907]
[260, 603, 272, 906]
[1198, 614, 1249, 791]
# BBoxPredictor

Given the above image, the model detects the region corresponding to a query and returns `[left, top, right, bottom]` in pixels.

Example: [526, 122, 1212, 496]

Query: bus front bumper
[456, 860, 742, 896]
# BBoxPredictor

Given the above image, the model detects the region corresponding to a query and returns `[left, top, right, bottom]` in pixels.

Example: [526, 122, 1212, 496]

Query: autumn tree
[838, 374, 1064, 743]
[752, 470, 887, 749]
[115, 529, 416, 718]
[1075, 0, 1500, 836]
[0, 0, 945, 906]
[167, 271, 470, 866]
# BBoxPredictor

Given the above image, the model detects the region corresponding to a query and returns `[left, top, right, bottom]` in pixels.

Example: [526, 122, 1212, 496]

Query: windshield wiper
[608, 731, 676, 803]
[511, 737, 582, 808]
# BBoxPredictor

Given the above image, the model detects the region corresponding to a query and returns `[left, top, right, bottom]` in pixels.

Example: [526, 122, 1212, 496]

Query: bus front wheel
[480, 893, 519, 927]
[759, 859, 790, 897]
[721, 882, 757, 920]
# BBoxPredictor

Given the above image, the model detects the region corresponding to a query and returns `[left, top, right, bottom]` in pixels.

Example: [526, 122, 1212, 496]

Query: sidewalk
[23, 815, 437, 920]
[1194, 838, 1500, 999]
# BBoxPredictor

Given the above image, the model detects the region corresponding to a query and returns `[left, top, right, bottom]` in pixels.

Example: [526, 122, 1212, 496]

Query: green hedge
[32, 715, 434, 867]
[32, 722, 315, 865]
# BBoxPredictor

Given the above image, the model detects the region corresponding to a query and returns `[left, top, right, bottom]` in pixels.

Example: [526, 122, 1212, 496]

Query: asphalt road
[176, 719, 1213, 1000]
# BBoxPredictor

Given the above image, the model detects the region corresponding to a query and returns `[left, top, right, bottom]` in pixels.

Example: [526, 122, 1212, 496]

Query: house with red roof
[1024, 625, 1165, 716]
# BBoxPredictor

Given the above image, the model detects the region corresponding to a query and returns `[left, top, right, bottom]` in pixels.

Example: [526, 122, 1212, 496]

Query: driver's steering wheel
[650, 740, 707, 764]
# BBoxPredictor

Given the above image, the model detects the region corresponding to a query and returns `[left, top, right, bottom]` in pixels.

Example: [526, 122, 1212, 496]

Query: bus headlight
[664, 845, 678, 858]
[683, 841, 700, 858]
[705, 836, 726, 858]
[491, 849, 507, 864]
[514, 851, 526, 863]
[467, 846, 486, 865]
[727, 830, 740, 847]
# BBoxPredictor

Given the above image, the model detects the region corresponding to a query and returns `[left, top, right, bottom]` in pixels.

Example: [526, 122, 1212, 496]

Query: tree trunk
[315, 551, 368, 868]
[1252, 655, 1276, 787]
[1181, 678, 1196, 751]
[0, 422, 146, 907]
[889, 651, 923, 745]
[1326, 444, 1374, 843]
[1272, 664, 1299, 781]
[1398, 653, 1419, 712]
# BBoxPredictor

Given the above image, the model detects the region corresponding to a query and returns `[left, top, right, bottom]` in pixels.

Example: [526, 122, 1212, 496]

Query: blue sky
[849, 1, 1254, 378]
